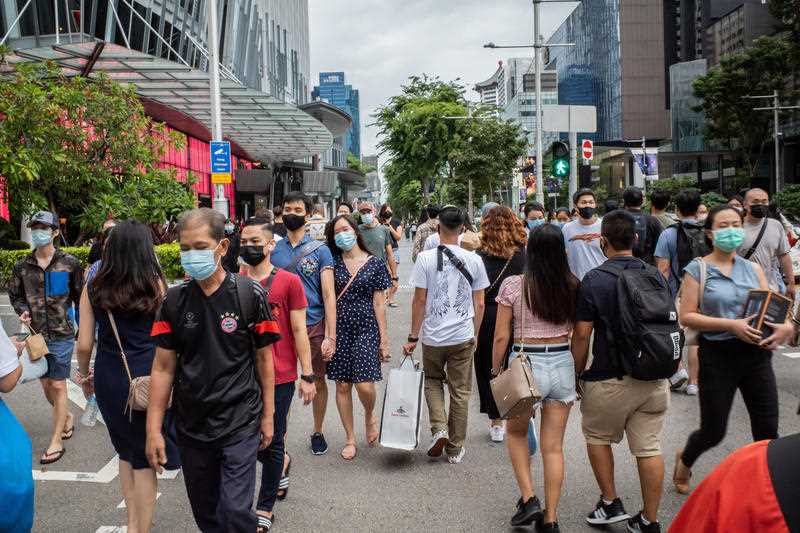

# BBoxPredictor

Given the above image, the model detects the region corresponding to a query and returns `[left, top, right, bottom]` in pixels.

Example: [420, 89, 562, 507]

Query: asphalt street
[3, 238, 799, 532]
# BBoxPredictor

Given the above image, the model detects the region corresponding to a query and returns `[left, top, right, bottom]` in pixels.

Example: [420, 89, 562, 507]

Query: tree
[346, 153, 375, 176]
[0, 56, 197, 240]
[692, 35, 797, 179]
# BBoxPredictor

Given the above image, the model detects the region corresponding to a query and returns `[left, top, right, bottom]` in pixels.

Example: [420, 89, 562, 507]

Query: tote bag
[379, 355, 424, 451]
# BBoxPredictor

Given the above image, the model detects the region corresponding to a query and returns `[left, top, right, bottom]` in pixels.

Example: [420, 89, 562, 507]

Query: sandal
[40, 447, 66, 465]
[276, 453, 291, 500]
[256, 512, 274, 532]
[673, 451, 692, 494]
[366, 418, 379, 446]
[341, 442, 357, 460]
[61, 425, 75, 441]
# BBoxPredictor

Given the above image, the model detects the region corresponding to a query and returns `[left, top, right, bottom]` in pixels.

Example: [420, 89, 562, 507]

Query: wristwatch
[300, 374, 316, 383]
[407, 335, 419, 343]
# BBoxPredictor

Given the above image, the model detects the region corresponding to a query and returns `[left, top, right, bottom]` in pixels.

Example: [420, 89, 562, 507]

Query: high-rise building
[546, 0, 669, 142]
[474, 61, 506, 108]
[501, 58, 560, 157]
[670, 59, 708, 151]
[312, 72, 361, 160]
[704, 3, 777, 67]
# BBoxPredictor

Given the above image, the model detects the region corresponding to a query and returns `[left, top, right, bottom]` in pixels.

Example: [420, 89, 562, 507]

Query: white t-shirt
[423, 232, 464, 251]
[410, 245, 490, 346]
[562, 218, 606, 280]
[0, 328, 19, 380]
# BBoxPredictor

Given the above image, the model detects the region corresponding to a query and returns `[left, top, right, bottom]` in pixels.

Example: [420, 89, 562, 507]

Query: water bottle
[82, 395, 99, 427]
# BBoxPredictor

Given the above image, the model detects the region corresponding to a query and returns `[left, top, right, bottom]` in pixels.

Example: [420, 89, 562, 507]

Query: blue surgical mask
[527, 219, 545, 230]
[180, 248, 220, 281]
[552, 221, 565, 228]
[335, 231, 357, 251]
[31, 229, 53, 249]
[361, 213, 374, 225]
[712, 227, 745, 252]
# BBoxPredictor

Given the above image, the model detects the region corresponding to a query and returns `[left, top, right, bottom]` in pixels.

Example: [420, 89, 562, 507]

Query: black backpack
[676, 221, 710, 275]
[630, 212, 649, 260]
[597, 259, 683, 381]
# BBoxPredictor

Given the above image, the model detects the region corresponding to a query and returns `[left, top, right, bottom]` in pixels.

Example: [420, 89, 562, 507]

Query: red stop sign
[582, 139, 593, 160]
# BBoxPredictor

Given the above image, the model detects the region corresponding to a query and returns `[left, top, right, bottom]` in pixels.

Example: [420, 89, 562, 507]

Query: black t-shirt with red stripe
[152, 274, 280, 446]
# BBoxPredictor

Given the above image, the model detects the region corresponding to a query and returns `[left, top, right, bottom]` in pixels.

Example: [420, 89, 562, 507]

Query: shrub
[0, 243, 184, 287]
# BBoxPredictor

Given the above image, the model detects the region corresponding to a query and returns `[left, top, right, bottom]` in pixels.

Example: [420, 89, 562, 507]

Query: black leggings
[682, 337, 779, 468]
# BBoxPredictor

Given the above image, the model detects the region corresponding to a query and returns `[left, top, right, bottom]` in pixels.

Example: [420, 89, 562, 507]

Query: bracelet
[407, 335, 419, 343]
[392, 277, 399, 281]
[75, 368, 93, 384]
[324, 336, 336, 342]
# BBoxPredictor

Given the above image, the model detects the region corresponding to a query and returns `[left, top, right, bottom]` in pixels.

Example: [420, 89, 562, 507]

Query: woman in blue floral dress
[325, 215, 391, 460]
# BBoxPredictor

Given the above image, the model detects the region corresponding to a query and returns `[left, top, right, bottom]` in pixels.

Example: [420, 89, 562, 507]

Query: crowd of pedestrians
[2, 183, 798, 532]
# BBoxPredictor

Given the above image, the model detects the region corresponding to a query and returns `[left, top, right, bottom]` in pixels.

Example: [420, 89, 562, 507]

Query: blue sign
[210, 141, 231, 174]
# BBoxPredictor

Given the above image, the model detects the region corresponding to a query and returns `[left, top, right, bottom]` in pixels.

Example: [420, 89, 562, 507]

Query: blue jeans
[509, 345, 577, 404]
[45, 338, 74, 380]
[256, 382, 295, 513]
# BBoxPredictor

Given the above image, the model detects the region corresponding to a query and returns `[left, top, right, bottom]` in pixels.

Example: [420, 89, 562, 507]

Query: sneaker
[586, 497, 630, 525]
[489, 424, 506, 443]
[510, 496, 543, 527]
[310, 432, 328, 455]
[427, 430, 449, 457]
[669, 368, 689, 391]
[447, 446, 466, 464]
[685, 384, 699, 396]
[536, 522, 560, 533]
[627, 512, 661, 533]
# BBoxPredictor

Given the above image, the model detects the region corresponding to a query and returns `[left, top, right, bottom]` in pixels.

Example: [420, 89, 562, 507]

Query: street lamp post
[207, 0, 228, 217]
[744, 92, 800, 193]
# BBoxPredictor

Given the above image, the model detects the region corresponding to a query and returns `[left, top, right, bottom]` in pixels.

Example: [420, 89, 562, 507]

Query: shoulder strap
[487, 256, 514, 294]
[743, 219, 768, 260]
[596, 261, 625, 278]
[437, 246, 474, 285]
[336, 258, 369, 302]
[263, 268, 278, 298]
[697, 259, 707, 309]
[162, 284, 183, 329]
[288, 240, 325, 273]
[107, 310, 133, 385]
[234, 274, 256, 328]
[767, 433, 800, 533]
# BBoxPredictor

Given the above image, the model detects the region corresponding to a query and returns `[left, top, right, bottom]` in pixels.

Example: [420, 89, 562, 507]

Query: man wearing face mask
[562, 189, 607, 280]
[239, 218, 315, 531]
[523, 202, 546, 232]
[9, 211, 83, 465]
[738, 188, 796, 298]
[147, 208, 280, 532]
[358, 202, 398, 280]
[222, 219, 242, 273]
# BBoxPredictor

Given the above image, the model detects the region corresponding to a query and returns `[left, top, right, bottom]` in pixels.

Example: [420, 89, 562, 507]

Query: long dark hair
[325, 215, 371, 256]
[523, 224, 579, 324]
[91, 220, 166, 314]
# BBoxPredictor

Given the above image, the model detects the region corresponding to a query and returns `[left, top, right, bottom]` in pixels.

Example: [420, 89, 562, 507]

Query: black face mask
[240, 245, 266, 267]
[578, 207, 596, 220]
[749, 205, 768, 219]
[283, 213, 306, 231]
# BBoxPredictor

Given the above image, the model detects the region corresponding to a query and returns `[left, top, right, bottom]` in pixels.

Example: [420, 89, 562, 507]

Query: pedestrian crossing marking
[33, 454, 119, 483]
[118, 493, 161, 509]
[782, 352, 800, 359]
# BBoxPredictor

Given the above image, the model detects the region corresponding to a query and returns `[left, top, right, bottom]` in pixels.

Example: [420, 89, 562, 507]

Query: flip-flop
[61, 425, 75, 440]
[341, 443, 357, 460]
[276, 454, 291, 500]
[256, 512, 274, 532]
[40, 448, 66, 465]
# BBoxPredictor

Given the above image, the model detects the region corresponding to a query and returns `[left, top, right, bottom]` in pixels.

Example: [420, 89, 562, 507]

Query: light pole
[484, 0, 576, 205]
[744, 92, 800, 193]
[207, 0, 228, 217]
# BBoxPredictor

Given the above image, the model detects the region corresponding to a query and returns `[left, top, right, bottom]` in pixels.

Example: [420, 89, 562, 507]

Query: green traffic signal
[551, 141, 570, 178]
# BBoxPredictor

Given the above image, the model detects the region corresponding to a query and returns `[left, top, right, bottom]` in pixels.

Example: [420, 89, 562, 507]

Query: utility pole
[745, 91, 800, 193]
[533, 0, 543, 205]
[207, 0, 228, 217]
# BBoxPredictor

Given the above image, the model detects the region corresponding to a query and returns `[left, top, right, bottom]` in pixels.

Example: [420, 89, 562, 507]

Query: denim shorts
[44, 338, 74, 380]
[509, 345, 576, 404]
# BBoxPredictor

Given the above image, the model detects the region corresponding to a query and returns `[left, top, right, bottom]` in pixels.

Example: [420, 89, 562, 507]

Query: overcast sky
[309, 0, 578, 160]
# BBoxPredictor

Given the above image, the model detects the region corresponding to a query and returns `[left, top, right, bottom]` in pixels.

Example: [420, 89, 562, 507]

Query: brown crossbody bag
[108, 311, 151, 419]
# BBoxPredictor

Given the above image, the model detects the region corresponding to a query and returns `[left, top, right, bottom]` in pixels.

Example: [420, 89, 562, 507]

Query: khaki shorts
[308, 320, 327, 377]
[580, 376, 670, 457]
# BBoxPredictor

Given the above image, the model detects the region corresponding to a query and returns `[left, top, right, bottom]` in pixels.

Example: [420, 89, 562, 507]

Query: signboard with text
[210, 140, 231, 184]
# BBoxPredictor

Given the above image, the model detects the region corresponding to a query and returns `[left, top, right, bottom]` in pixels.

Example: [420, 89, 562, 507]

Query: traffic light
[551, 141, 570, 178]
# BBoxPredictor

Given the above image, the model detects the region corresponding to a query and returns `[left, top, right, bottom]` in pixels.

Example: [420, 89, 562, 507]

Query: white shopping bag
[19, 348, 48, 384]
[379, 355, 424, 450]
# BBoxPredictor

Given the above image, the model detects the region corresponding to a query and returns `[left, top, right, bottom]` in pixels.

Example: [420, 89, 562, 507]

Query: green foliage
[0, 59, 197, 233]
[346, 153, 376, 176]
[775, 185, 800, 219]
[701, 192, 728, 209]
[651, 176, 697, 197]
[692, 35, 798, 177]
[0, 243, 184, 287]
[769, 0, 800, 70]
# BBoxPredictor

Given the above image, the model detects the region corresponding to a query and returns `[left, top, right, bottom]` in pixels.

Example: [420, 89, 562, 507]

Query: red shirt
[242, 267, 307, 385]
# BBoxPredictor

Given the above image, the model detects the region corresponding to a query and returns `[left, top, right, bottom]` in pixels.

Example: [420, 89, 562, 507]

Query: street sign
[582, 139, 593, 161]
[211, 173, 232, 184]
[548, 193, 558, 198]
[210, 141, 231, 173]
[542, 105, 598, 133]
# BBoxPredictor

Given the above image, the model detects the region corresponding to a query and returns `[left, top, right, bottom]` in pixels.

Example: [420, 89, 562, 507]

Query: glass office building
[670, 59, 707, 152]
[546, 0, 669, 142]
[502, 58, 560, 157]
[312, 72, 361, 160]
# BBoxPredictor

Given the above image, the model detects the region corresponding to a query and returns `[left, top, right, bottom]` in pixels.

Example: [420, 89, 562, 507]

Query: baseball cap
[481, 202, 500, 217]
[27, 211, 58, 229]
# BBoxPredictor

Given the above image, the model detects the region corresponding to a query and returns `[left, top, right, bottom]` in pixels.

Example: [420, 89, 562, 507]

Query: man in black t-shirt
[146, 208, 280, 533]
[622, 186, 662, 265]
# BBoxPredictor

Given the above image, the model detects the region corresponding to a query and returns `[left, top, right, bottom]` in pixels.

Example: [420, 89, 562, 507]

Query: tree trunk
[422, 176, 430, 203]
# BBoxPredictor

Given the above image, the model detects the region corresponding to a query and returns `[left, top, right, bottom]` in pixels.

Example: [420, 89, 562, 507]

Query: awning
[0, 42, 333, 163]
[298, 101, 352, 138]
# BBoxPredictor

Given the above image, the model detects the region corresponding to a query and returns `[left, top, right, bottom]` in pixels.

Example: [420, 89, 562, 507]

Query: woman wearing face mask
[552, 208, 571, 228]
[524, 202, 547, 233]
[672, 205, 796, 495]
[324, 215, 392, 460]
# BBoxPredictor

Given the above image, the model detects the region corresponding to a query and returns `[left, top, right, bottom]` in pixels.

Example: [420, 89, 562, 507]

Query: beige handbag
[108, 311, 150, 418]
[684, 259, 707, 346]
[24, 325, 49, 362]
[490, 279, 542, 419]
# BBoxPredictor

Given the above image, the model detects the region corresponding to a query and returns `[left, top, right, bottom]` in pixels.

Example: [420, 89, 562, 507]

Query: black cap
[27, 211, 58, 229]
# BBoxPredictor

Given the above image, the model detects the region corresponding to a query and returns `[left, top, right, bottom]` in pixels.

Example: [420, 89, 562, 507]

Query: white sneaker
[427, 430, 449, 457]
[669, 368, 689, 391]
[448, 446, 466, 464]
[489, 424, 505, 443]
[685, 384, 699, 396]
